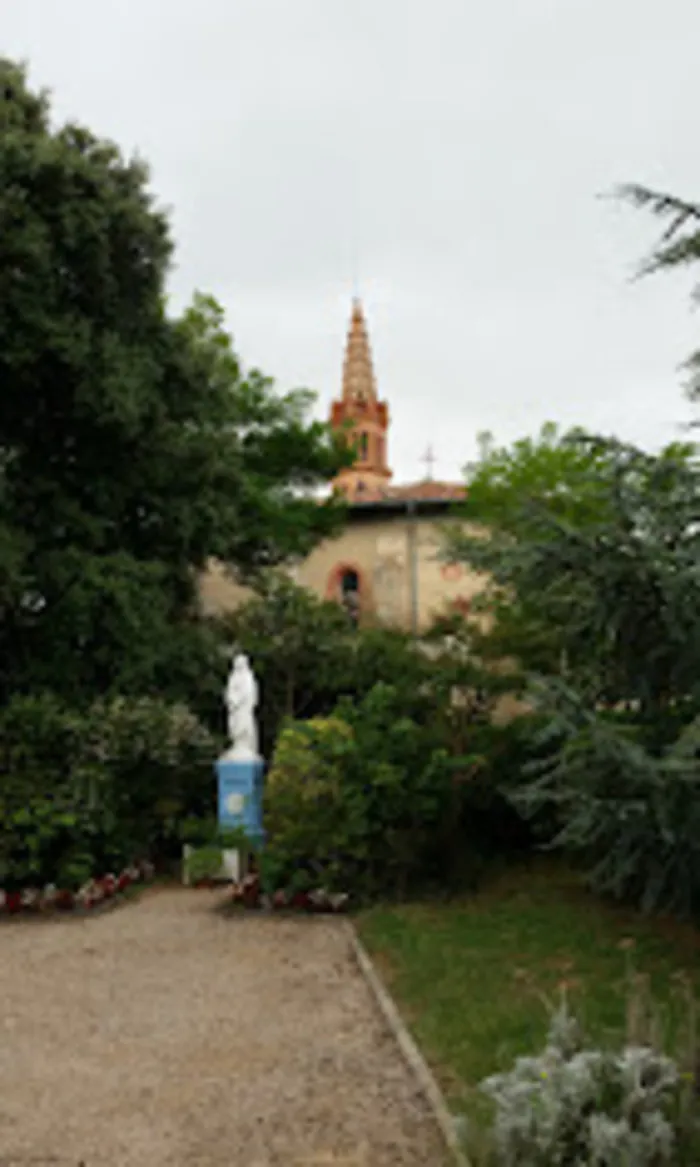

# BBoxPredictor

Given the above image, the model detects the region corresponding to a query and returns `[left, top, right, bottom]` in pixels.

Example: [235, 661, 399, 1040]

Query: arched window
[340, 568, 360, 627]
[359, 432, 368, 461]
[326, 563, 366, 627]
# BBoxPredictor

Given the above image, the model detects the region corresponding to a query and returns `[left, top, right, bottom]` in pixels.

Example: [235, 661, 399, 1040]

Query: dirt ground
[0, 888, 447, 1166]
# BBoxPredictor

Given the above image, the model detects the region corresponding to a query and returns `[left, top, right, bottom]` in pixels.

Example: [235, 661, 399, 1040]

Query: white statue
[224, 653, 259, 760]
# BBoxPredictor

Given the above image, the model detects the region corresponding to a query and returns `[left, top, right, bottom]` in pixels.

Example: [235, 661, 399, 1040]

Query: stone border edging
[346, 921, 471, 1167]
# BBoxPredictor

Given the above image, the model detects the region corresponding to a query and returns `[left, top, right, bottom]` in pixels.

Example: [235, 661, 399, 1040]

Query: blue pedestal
[216, 757, 265, 845]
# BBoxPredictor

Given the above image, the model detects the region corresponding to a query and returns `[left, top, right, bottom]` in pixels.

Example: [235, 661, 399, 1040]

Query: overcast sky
[5, 0, 700, 482]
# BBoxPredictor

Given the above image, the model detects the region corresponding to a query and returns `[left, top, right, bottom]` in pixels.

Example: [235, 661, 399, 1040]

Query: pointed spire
[329, 298, 391, 498]
[342, 299, 377, 403]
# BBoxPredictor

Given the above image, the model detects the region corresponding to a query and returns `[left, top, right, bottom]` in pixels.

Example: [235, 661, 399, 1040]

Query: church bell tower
[330, 299, 391, 499]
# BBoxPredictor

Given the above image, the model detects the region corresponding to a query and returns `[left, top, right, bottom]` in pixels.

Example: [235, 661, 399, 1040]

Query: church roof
[341, 478, 466, 506]
[386, 480, 466, 502]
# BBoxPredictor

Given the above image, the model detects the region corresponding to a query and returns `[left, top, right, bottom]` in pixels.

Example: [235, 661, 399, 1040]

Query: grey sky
[5, 0, 700, 482]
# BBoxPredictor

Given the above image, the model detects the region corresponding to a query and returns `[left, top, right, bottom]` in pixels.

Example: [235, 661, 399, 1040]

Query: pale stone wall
[199, 512, 487, 634]
[199, 514, 484, 630]
[294, 512, 485, 631]
[198, 518, 530, 723]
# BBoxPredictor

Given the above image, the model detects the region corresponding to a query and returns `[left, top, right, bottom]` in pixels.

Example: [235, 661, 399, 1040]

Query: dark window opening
[359, 432, 369, 461]
[340, 569, 360, 627]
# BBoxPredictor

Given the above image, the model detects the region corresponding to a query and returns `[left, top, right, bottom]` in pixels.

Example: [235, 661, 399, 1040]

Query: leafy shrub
[343, 625, 436, 720]
[0, 692, 216, 888]
[478, 993, 698, 1166]
[261, 716, 356, 894]
[336, 682, 453, 897]
[82, 695, 216, 857]
[453, 715, 550, 862]
[513, 680, 700, 919]
[0, 795, 115, 892]
[262, 684, 453, 900]
[0, 692, 85, 793]
[0, 694, 101, 890]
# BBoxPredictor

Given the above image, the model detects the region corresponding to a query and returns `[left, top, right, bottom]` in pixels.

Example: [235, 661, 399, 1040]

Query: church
[201, 300, 482, 631]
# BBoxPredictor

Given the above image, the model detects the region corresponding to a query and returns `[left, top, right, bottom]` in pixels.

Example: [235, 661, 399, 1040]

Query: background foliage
[0, 59, 348, 711]
[0, 58, 350, 887]
[0, 693, 215, 889]
[447, 419, 700, 919]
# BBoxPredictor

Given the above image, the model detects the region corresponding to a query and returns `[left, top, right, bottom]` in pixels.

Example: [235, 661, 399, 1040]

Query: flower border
[228, 873, 349, 912]
[0, 860, 156, 917]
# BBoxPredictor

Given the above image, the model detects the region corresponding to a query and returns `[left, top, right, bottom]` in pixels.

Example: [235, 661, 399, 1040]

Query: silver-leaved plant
[480, 1000, 681, 1166]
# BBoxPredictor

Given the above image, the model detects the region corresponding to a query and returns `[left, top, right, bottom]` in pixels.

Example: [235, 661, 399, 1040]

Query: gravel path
[0, 888, 447, 1166]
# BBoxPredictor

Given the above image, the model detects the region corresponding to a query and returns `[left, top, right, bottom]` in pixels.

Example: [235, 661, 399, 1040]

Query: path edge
[346, 920, 471, 1167]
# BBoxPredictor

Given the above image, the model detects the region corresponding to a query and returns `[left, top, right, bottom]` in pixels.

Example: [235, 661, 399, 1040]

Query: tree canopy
[446, 417, 700, 915]
[448, 423, 700, 718]
[0, 59, 348, 705]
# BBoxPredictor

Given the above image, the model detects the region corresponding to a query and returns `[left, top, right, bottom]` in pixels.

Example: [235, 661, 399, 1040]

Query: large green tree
[447, 423, 700, 721]
[0, 59, 347, 705]
[447, 423, 700, 915]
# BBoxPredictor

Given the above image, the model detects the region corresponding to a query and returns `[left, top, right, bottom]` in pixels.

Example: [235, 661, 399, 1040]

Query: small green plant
[184, 845, 227, 885]
[182, 823, 256, 884]
[178, 816, 220, 847]
[217, 825, 253, 852]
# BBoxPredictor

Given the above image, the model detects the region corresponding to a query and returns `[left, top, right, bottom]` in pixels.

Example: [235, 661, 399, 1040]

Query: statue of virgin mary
[224, 653, 259, 760]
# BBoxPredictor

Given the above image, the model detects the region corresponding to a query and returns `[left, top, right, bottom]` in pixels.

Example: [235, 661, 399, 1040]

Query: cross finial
[422, 444, 436, 480]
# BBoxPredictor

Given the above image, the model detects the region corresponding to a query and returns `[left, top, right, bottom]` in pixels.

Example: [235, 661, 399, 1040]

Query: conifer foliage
[449, 425, 700, 917]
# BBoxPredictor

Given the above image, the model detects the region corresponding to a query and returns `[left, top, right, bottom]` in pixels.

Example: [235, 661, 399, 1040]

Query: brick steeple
[330, 300, 391, 497]
[342, 299, 377, 402]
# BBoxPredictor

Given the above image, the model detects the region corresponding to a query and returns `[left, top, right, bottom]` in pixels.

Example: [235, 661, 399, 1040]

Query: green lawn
[357, 860, 700, 1134]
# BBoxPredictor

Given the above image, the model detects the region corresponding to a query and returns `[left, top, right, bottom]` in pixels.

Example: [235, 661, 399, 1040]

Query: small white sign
[221, 849, 241, 882]
[225, 792, 245, 815]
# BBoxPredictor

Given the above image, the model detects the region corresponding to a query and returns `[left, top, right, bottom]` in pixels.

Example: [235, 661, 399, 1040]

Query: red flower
[241, 874, 261, 908]
[6, 892, 21, 914]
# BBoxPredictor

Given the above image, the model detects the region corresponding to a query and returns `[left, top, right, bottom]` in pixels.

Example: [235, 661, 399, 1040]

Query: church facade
[201, 300, 482, 631]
